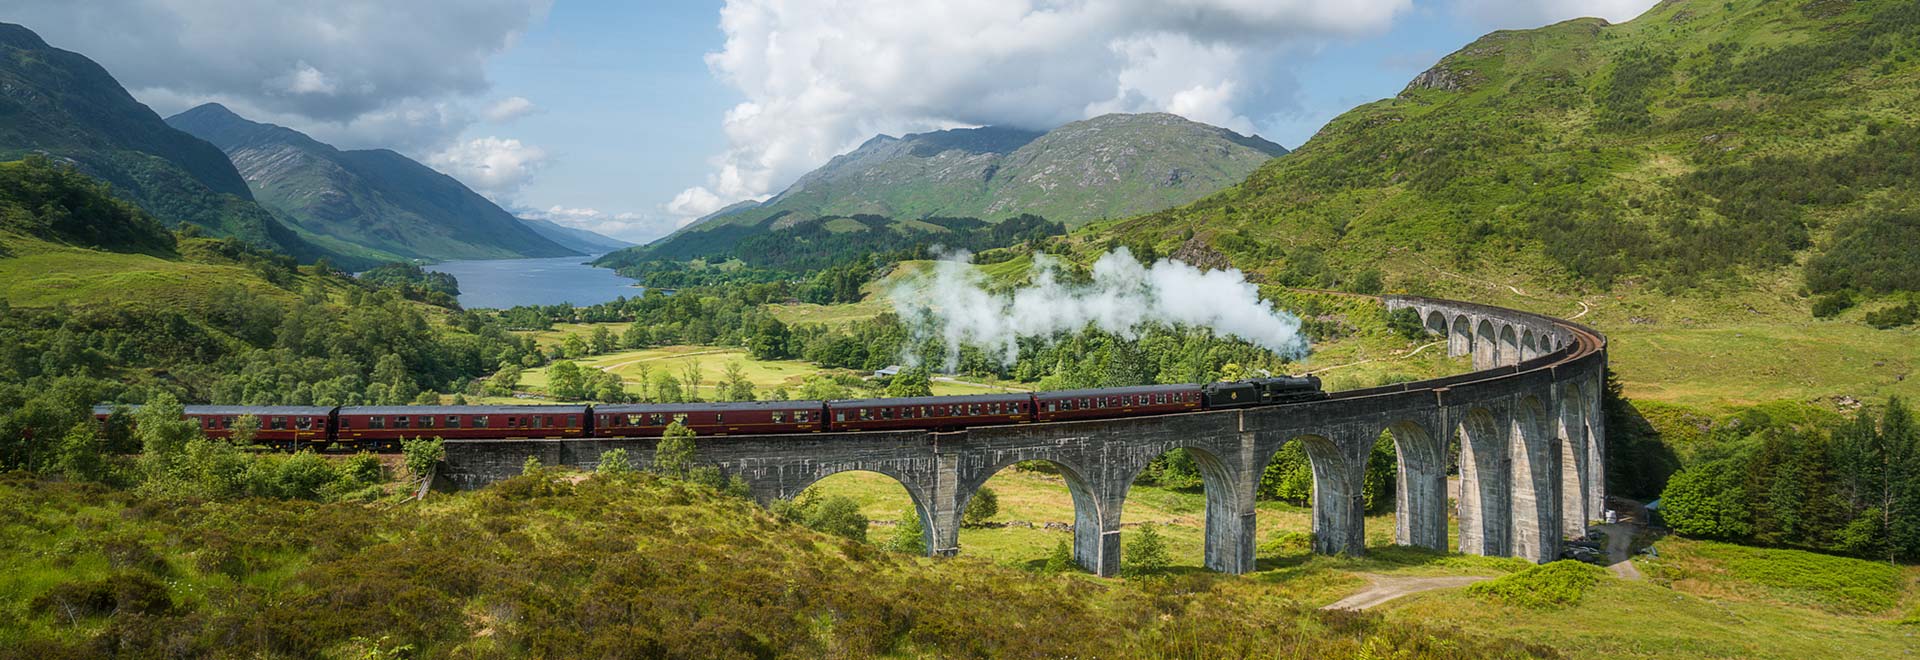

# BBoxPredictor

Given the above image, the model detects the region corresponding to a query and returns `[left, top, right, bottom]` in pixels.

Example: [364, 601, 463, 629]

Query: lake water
[424, 254, 643, 309]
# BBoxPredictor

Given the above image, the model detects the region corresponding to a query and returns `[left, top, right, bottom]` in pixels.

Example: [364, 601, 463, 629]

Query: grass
[1640, 536, 1914, 616]
[512, 343, 1032, 401]
[0, 231, 295, 310]
[1466, 560, 1609, 609]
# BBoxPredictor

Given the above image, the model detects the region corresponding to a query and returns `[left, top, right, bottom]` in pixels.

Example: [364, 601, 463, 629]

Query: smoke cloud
[893, 249, 1308, 368]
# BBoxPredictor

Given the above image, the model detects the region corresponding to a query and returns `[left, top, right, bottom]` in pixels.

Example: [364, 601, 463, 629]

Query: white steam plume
[892, 249, 1309, 368]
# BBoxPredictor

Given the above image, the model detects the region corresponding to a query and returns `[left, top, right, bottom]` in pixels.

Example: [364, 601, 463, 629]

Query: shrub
[1384, 306, 1426, 340]
[884, 507, 927, 555]
[401, 437, 445, 480]
[595, 448, 635, 476]
[1810, 291, 1854, 318]
[1043, 539, 1077, 574]
[963, 487, 999, 527]
[653, 422, 697, 477]
[1124, 522, 1171, 577]
[1863, 299, 1919, 329]
[341, 452, 383, 484]
[1466, 561, 1608, 609]
[31, 573, 173, 620]
[805, 495, 869, 543]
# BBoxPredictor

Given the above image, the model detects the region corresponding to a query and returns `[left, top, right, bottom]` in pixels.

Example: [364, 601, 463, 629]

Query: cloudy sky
[7, 0, 1657, 242]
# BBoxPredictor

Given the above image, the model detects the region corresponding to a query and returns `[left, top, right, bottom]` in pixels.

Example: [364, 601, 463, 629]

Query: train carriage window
[370, 416, 385, 430]
[881, 407, 893, 420]
[447, 415, 461, 429]
[771, 411, 785, 423]
[969, 404, 981, 415]
[223, 416, 235, 428]
[835, 411, 846, 422]
[570, 415, 580, 428]
[672, 414, 688, 425]
[1081, 398, 1091, 409]
[418, 416, 433, 429]
[1157, 393, 1167, 404]
[918, 407, 927, 418]
[859, 408, 872, 421]
[271, 417, 288, 430]
[653, 413, 667, 425]
[714, 413, 723, 424]
[340, 418, 352, 429]
[473, 415, 489, 428]
[988, 403, 1000, 414]
[395, 416, 409, 430]
[296, 417, 313, 431]
[506, 417, 518, 428]
[797, 411, 811, 423]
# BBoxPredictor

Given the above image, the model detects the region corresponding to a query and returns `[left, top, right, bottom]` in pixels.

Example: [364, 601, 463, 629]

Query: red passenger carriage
[1032, 384, 1202, 423]
[92, 405, 334, 448]
[827, 393, 1033, 431]
[336, 405, 588, 449]
[593, 401, 827, 437]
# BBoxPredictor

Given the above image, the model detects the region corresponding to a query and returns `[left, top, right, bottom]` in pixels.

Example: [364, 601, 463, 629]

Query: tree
[807, 495, 869, 542]
[135, 392, 200, 473]
[590, 326, 617, 354]
[487, 362, 526, 395]
[563, 334, 590, 359]
[885, 366, 933, 398]
[798, 375, 850, 401]
[653, 421, 696, 477]
[748, 317, 792, 360]
[679, 360, 704, 401]
[652, 371, 684, 403]
[547, 361, 588, 400]
[411, 390, 441, 405]
[1043, 539, 1077, 574]
[721, 362, 756, 402]
[963, 487, 999, 527]
[621, 323, 650, 349]
[229, 414, 261, 447]
[1124, 522, 1170, 576]
[1660, 459, 1752, 540]
[402, 436, 445, 480]
[53, 422, 107, 483]
[595, 448, 634, 476]
[885, 507, 926, 554]
[592, 370, 630, 403]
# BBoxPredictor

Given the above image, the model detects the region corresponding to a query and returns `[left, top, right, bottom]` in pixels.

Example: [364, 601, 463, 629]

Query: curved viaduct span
[442, 296, 1608, 577]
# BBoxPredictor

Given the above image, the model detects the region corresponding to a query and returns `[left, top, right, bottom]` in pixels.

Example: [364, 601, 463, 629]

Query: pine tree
[1124, 522, 1171, 577]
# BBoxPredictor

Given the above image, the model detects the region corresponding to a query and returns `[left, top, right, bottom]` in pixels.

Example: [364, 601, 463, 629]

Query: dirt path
[1594, 523, 1644, 580]
[1305, 341, 1444, 376]
[1571, 300, 1591, 320]
[1321, 574, 1492, 611]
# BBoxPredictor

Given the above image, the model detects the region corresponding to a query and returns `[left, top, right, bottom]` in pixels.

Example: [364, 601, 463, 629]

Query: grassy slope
[1080, 0, 1920, 412]
[0, 230, 295, 311]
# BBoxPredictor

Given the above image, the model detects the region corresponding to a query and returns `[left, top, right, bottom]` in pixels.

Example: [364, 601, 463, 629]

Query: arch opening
[1425, 310, 1448, 337]
[1450, 315, 1474, 357]
[956, 458, 1104, 571]
[786, 468, 936, 555]
[1378, 421, 1447, 552]
[1510, 396, 1557, 562]
[1498, 324, 1520, 367]
[1456, 408, 1509, 556]
[1521, 329, 1539, 361]
[1474, 319, 1500, 369]
[1119, 446, 1241, 574]
[1257, 434, 1363, 559]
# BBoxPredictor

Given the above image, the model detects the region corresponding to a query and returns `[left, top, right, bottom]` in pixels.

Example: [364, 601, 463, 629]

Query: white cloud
[429, 137, 548, 201]
[9, 0, 549, 144]
[671, 0, 1413, 220]
[483, 96, 538, 123]
[521, 206, 681, 243]
[1451, 0, 1660, 30]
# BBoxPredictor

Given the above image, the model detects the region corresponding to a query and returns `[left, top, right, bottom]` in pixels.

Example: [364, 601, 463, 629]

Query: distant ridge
[168, 103, 580, 262]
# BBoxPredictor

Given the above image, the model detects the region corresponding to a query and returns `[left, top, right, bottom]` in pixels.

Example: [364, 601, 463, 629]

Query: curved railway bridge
[443, 295, 1607, 577]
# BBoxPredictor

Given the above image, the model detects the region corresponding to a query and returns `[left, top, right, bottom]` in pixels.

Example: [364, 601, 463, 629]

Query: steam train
[92, 376, 1325, 451]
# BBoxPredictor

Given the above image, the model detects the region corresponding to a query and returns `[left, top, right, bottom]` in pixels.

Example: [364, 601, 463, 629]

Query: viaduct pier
[441, 295, 1608, 577]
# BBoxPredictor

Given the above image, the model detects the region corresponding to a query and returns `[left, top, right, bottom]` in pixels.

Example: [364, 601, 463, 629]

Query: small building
[873, 365, 902, 379]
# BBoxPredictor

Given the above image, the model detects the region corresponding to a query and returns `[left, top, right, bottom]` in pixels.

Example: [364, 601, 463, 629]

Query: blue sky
[9, 0, 1658, 242]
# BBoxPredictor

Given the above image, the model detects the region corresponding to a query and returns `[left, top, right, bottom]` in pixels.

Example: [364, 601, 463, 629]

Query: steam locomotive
[92, 376, 1325, 451]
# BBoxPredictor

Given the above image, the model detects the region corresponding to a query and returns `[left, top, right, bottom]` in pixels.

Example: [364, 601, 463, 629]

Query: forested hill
[618, 113, 1286, 265]
[1094, 0, 1919, 303]
[0, 23, 342, 266]
[167, 103, 582, 262]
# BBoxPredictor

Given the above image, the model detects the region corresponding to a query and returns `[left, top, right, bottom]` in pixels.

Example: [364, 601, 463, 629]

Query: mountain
[614, 112, 1286, 266]
[517, 215, 633, 254]
[0, 22, 337, 264]
[1092, 0, 1920, 302]
[166, 103, 578, 262]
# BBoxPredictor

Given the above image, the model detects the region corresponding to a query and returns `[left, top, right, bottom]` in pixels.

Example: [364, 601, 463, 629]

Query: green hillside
[1091, 0, 1917, 306]
[619, 113, 1286, 265]
[166, 103, 580, 262]
[0, 23, 342, 266]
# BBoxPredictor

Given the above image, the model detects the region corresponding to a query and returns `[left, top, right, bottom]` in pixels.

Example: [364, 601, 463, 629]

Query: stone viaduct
[441, 295, 1607, 577]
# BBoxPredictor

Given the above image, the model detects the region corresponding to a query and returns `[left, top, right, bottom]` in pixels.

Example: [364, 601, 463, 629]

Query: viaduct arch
[441, 295, 1608, 575]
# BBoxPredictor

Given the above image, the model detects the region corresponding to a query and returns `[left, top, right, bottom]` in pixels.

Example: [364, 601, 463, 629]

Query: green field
[511, 344, 1030, 401]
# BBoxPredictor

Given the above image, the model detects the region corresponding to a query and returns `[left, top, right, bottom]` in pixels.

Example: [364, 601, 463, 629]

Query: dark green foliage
[883, 507, 926, 554]
[357, 262, 461, 308]
[1467, 561, 1608, 609]
[774, 489, 869, 543]
[1863, 298, 1919, 329]
[1596, 49, 1674, 133]
[1384, 307, 1426, 341]
[963, 486, 999, 527]
[0, 156, 175, 254]
[31, 572, 173, 620]
[1658, 398, 1920, 562]
[1807, 212, 1920, 295]
[1043, 539, 1077, 574]
[883, 366, 933, 398]
[1811, 291, 1855, 318]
